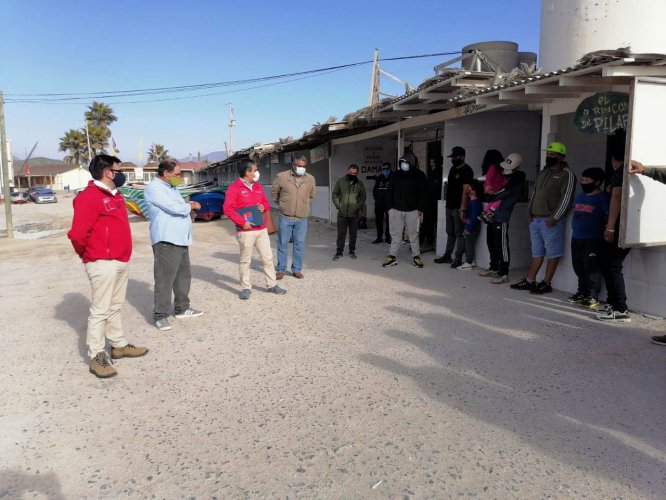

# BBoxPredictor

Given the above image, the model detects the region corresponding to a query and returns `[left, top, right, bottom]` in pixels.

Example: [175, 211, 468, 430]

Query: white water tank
[540, 0, 666, 71]
[461, 41, 519, 73]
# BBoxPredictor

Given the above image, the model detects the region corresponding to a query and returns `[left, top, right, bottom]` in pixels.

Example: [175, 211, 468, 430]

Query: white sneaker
[458, 262, 476, 270]
[175, 308, 204, 319]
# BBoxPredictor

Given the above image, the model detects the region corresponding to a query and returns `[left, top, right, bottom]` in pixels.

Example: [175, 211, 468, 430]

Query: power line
[5, 51, 461, 104]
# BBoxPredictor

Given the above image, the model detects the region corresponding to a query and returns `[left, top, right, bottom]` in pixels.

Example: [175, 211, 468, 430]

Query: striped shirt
[528, 166, 576, 221]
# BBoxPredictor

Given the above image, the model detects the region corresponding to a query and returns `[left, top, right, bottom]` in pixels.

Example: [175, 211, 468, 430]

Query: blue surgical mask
[382, 168, 390, 176]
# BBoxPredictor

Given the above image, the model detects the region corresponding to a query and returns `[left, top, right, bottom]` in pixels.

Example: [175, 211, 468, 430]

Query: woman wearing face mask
[223, 159, 286, 300]
[568, 168, 609, 309]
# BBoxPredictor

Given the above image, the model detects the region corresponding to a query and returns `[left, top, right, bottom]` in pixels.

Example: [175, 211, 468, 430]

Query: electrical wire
[5, 51, 461, 104]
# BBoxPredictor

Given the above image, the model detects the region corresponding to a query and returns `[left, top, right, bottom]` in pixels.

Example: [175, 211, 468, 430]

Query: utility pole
[368, 49, 380, 106]
[84, 120, 93, 163]
[0, 92, 14, 238]
[227, 103, 236, 156]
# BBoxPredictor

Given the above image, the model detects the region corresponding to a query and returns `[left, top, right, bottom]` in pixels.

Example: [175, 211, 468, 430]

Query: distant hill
[13, 156, 69, 167]
[179, 150, 227, 163]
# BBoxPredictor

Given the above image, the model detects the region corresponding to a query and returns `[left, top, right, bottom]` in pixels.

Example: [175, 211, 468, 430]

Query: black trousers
[374, 205, 390, 240]
[337, 215, 359, 253]
[153, 242, 191, 320]
[420, 200, 437, 245]
[444, 208, 465, 259]
[486, 222, 510, 276]
[601, 240, 631, 311]
[571, 238, 602, 298]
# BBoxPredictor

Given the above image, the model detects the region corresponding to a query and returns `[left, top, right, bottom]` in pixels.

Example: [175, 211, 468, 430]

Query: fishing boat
[120, 181, 227, 221]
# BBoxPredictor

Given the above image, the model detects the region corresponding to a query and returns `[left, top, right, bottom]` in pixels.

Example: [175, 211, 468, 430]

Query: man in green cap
[511, 141, 576, 294]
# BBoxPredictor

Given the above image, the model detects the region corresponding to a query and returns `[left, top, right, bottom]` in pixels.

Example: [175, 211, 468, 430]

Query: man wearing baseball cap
[511, 142, 576, 294]
[435, 146, 474, 267]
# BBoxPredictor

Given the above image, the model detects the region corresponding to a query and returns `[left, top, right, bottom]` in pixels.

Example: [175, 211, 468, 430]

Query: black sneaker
[567, 291, 586, 303]
[349, 252, 357, 259]
[382, 255, 397, 267]
[434, 255, 452, 264]
[596, 308, 631, 323]
[579, 296, 600, 309]
[333, 252, 343, 261]
[372, 238, 383, 244]
[450, 259, 462, 269]
[413, 255, 424, 268]
[510, 278, 535, 291]
[385, 237, 392, 244]
[651, 335, 666, 346]
[530, 280, 553, 295]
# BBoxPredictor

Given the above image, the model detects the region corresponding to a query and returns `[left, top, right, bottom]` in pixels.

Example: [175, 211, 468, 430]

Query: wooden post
[0, 91, 14, 238]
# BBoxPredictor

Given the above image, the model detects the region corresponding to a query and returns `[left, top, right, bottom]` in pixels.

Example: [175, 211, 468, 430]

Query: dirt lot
[1, 195, 665, 498]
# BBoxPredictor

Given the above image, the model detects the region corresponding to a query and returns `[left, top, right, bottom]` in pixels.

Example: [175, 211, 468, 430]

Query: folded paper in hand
[235, 205, 264, 226]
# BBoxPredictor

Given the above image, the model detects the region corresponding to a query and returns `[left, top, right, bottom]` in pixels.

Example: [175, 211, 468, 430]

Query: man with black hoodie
[382, 155, 428, 268]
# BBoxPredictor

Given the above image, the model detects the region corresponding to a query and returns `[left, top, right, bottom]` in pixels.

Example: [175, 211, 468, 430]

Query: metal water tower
[540, 0, 666, 71]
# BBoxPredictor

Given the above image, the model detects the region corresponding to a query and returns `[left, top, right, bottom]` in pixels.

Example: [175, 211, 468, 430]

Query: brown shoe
[276, 272, 285, 280]
[89, 351, 117, 378]
[111, 344, 149, 359]
[293, 272, 304, 279]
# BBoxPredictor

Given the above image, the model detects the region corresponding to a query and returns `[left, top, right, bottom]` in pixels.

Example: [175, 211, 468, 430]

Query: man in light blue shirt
[144, 159, 203, 331]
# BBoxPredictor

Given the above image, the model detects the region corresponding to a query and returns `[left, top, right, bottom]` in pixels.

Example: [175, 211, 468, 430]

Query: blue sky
[2, 0, 540, 163]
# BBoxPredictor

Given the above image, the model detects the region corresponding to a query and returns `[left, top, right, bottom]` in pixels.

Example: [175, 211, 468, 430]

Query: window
[144, 172, 156, 182]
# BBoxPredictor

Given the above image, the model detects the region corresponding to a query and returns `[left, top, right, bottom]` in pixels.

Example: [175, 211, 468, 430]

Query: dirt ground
[1, 194, 665, 499]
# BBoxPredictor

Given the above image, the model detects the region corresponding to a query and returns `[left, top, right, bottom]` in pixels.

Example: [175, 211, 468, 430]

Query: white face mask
[294, 166, 307, 176]
[399, 162, 410, 172]
[252, 171, 260, 182]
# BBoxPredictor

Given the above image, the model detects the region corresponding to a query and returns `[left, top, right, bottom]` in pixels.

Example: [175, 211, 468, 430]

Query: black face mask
[545, 156, 559, 167]
[581, 182, 598, 194]
[112, 171, 126, 188]
[347, 174, 358, 181]
[452, 158, 464, 167]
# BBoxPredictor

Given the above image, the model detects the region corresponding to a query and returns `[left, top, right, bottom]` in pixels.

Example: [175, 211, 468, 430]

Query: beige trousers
[237, 228, 276, 290]
[84, 259, 129, 359]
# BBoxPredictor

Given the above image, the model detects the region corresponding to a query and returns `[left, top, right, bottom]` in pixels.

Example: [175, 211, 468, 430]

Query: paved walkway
[1, 202, 665, 498]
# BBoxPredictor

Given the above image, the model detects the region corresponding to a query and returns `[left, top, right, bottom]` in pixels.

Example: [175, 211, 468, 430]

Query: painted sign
[364, 145, 383, 167]
[310, 143, 329, 164]
[575, 92, 629, 135]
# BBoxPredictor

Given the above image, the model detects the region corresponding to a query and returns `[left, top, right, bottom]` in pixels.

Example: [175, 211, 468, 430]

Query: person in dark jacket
[478, 153, 526, 284]
[435, 146, 474, 267]
[372, 162, 392, 244]
[382, 155, 427, 268]
[332, 164, 367, 260]
[68, 154, 148, 379]
[420, 156, 443, 250]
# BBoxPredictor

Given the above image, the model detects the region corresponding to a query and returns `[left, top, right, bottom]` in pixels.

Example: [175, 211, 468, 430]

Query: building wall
[330, 137, 397, 222]
[54, 168, 92, 190]
[437, 111, 542, 267]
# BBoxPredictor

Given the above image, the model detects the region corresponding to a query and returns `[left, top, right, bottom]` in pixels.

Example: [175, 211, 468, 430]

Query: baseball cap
[447, 146, 466, 158]
[500, 153, 522, 174]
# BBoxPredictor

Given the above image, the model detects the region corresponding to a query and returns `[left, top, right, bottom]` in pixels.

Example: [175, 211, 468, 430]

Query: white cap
[500, 153, 522, 174]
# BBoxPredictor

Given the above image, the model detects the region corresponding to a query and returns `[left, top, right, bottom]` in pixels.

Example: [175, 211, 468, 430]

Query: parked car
[29, 187, 57, 204]
[10, 190, 29, 204]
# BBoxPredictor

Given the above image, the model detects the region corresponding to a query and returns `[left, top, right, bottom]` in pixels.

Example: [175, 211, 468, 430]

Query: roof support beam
[524, 86, 583, 98]
[394, 103, 454, 111]
[602, 66, 666, 77]
[559, 76, 632, 86]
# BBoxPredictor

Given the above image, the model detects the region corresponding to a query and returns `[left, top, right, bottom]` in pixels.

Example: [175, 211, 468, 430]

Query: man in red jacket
[68, 154, 148, 378]
[223, 158, 286, 300]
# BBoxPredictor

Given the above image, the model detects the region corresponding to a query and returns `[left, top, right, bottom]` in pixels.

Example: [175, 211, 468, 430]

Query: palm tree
[59, 129, 88, 165]
[85, 101, 117, 128]
[86, 124, 110, 155]
[147, 144, 170, 163]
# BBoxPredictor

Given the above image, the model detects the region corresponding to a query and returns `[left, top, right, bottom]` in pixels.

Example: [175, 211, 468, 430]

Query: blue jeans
[277, 216, 308, 273]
